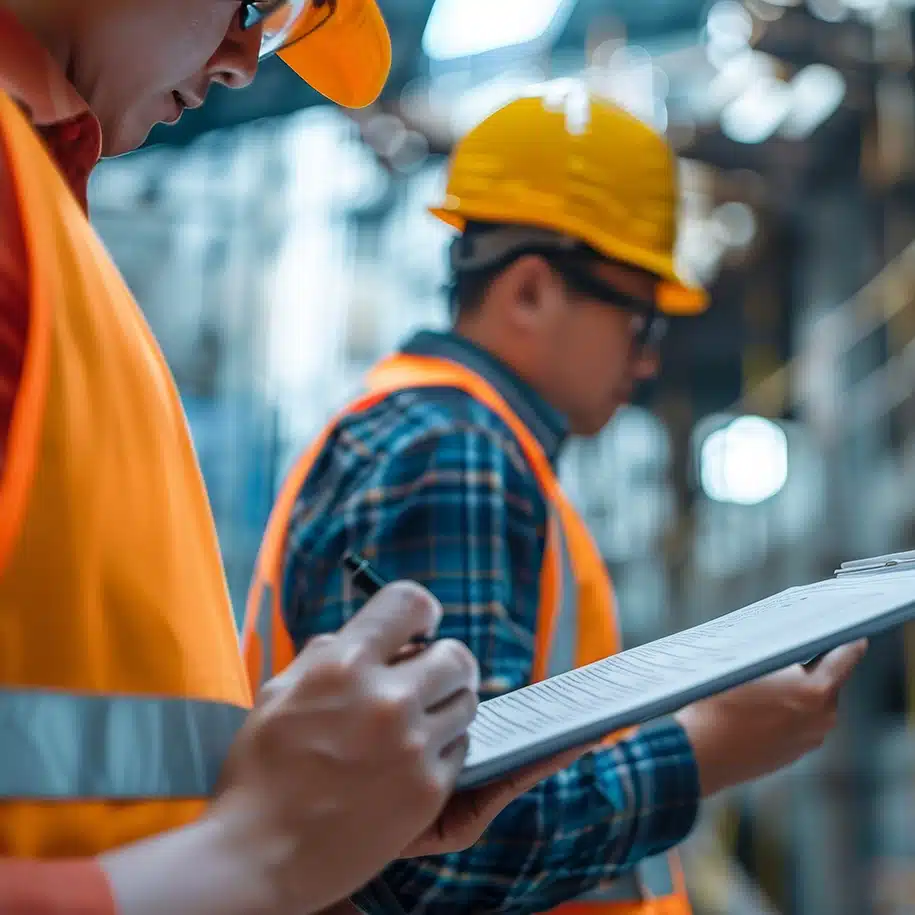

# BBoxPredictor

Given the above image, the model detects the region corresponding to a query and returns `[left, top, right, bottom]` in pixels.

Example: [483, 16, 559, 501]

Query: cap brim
[278, 0, 391, 109]
[656, 280, 708, 317]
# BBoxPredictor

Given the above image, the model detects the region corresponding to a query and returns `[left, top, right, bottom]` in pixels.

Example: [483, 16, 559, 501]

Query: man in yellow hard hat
[0, 3, 582, 914]
[244, 88, 866, 914]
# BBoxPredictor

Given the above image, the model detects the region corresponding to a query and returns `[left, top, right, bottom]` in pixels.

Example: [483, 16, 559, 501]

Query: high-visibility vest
[0, 91, 251, 857]
[243, 353, 692, 915]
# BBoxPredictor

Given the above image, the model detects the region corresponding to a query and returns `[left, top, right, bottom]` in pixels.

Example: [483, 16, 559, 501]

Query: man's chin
[571, 412, 615, 438]
[99, 118, 155, 158]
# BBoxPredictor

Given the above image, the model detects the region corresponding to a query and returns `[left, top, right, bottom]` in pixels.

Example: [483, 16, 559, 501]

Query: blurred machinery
[90, 1, 915, 911]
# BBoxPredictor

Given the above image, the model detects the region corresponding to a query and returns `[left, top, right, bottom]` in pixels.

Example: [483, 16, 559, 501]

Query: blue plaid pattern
[281, 333, 700, 914]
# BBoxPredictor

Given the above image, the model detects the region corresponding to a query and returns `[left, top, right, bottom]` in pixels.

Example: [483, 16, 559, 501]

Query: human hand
[401, 743, 596, 858]
[675, 639, 867, 798]
[213, 581, 480, 912]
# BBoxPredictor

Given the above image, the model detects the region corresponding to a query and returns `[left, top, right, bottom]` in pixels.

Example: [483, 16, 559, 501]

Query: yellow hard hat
[429, 90, 707, 316]
[255, 0, 391, 109]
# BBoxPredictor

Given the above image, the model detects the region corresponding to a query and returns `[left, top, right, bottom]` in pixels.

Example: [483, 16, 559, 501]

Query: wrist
[674, 704, 725, 798]
[0, 859, 114, 914]
[100, 798, 305, 915]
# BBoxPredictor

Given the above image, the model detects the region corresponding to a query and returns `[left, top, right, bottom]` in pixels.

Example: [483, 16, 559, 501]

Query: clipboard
[456, 550, 915, 791]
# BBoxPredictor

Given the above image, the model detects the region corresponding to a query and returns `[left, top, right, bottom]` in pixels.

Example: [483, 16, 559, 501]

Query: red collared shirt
[0, 8, 113, 915]
[0, 5, 101, 479]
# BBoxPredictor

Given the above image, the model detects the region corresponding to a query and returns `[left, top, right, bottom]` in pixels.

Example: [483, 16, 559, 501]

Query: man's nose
[208, 18, 261, 90]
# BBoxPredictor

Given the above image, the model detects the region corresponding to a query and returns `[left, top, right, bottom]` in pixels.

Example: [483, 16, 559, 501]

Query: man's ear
[494, 255, 561, 330]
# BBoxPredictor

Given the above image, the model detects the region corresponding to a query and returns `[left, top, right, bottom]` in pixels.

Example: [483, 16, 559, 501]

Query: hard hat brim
[429, 204, 708, 317]
[278, 0, 391, 109]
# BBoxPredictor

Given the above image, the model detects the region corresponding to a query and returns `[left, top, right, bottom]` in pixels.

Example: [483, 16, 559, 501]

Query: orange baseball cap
[258, 0, 392, 109]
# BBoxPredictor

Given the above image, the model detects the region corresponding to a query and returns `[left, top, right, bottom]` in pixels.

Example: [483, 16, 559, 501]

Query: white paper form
[457, 567, 915, 790]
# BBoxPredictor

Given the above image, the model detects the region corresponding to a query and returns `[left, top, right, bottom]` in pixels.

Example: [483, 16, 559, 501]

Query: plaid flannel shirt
[282, 331, 700, 914]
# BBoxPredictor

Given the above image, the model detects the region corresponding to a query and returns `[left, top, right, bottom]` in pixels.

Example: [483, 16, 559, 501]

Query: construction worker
[242, 89, 868, 914]
[0, 3, 583, 913]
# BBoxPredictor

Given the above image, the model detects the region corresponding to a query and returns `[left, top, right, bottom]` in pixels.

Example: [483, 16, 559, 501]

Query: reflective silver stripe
[576, 854, 676, 902]
[546, 511, 578, 678]
[256, 583, 275, 687]
[0, 689, 247, 800]
[545, 513, 678, 904]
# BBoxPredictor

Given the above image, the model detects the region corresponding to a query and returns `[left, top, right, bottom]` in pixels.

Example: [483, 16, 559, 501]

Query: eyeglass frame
[451, 243, 667, 352]
[550, 253, 668, 351]
[238, 0, 337, 58]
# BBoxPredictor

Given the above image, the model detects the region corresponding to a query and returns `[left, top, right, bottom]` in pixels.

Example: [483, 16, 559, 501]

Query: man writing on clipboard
[242, 91, 867, 914]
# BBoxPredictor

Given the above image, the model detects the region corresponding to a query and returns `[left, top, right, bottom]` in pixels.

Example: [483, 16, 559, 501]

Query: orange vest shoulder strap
[366, 354, 570, 680]
[369, 357, 622, 678]
[366, 354, 559, 492]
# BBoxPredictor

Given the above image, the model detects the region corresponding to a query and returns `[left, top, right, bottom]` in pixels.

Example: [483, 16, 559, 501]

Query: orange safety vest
[0, 91, 251, 857]
[243, 353, 692, 915]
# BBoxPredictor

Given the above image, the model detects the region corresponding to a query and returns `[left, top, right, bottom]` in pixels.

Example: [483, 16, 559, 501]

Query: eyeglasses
[548, 255, 668, 351]
[239, 0, 337, 60]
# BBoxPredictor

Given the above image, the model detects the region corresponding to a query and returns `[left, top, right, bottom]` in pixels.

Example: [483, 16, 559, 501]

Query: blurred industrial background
[88, 0, 915, 911]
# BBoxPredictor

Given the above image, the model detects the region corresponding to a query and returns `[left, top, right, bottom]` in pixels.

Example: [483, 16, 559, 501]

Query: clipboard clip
[835, 549, 915, 577]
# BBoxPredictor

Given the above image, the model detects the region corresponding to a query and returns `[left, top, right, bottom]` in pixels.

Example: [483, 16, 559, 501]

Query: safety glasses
[548, 255, 668, 352]
[239, 0, 337, 60]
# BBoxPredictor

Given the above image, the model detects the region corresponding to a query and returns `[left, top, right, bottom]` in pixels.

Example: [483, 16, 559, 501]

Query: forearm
[376, 719, 700, 915]
[102, 802, 341, 915]
[0, 860, 115, 915]
[100, 808, 275, 915]
[0, 808, 373, 915]
[592, 719, 700, 865]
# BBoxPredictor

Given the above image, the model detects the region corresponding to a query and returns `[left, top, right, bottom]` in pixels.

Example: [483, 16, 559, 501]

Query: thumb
[469, 743, 597, 820]
[807, 639, 868, 689]
[401, 744, 597, 858]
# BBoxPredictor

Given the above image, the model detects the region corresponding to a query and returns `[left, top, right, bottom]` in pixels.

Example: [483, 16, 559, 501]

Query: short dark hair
[448, 222, 509, 319]
[450, 264, 503, 318]
[448, 221, 605, 320]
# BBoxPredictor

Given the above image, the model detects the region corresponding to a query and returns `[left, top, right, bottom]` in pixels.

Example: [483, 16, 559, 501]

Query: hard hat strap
[450, 223, 583, 274]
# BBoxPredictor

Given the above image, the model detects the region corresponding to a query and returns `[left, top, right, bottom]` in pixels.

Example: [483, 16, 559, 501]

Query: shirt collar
[400, 330, 570, 466]
[0, 7, 101, 208]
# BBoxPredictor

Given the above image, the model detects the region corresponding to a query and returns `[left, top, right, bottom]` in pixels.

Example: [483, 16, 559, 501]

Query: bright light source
[700, 416, 789, 506]
[712, 201, 757, 247]
[707, 1, 755, 44]
[422, 0, 574, 62]
[705, 1, 754, 67]
[704, 49, 778, 113]
[447, 73, 543, 136]
[806, 0, 850, 21]
[780, 64, 846, 140]
[594, 45, 668, 130]
[842, 0, 888, 10]
[720, 77, 793, 143]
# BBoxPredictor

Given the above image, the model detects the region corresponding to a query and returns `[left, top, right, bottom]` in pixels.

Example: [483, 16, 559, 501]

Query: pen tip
[342, 551, 363, 572]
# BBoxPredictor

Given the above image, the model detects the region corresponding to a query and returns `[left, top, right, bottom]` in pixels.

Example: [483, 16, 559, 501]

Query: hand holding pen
[341, 552, 595, 852]
[343, 552, 433, 652]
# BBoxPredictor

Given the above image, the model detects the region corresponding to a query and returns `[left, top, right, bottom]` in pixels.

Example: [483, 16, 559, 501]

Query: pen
[802, 652, 827, 670]
[342, 552, 432, 649]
